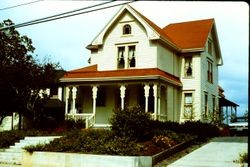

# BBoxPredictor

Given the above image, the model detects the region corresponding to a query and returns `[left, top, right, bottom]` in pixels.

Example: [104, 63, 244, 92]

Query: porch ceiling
[60, 65, 182, 87]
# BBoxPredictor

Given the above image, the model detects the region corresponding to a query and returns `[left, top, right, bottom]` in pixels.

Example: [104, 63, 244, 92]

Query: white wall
[156, 43, 180, 77]
[90, 11, 157, 71]
[200, 32, 219, 121]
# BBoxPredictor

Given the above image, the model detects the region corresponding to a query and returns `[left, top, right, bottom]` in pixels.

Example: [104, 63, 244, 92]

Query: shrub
[110, 106, 152, 141]
[151, 120, 181, 135]
[63, 119, 85, 130]
[0, 130, 25, 148]
[24, 129, 144, 156]
[233, 152, 248, 166]
[152, 135, 176, 149]
[180, 121, 220, 139]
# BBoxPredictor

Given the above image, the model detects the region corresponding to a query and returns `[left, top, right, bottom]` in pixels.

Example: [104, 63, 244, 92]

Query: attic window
[123, 24, 131, 35]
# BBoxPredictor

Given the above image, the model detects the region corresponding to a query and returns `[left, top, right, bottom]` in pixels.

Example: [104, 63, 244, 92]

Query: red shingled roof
[61, 65, 182, 86]
[163, 19, 214, 50]
[129, 5, 214, 51]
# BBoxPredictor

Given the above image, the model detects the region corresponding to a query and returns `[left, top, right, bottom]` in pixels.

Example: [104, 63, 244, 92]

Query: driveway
[167, 137, 248, 167]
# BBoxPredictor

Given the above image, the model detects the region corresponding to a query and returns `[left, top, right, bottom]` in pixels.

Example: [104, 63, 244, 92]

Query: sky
[0, 1, 249, 116]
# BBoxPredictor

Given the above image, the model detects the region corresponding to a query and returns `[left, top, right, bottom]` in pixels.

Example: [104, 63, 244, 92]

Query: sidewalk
[167, 137, 248, 167]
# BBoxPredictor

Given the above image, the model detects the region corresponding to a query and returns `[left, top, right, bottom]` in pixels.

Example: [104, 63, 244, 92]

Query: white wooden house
[60, 4, 223, 128]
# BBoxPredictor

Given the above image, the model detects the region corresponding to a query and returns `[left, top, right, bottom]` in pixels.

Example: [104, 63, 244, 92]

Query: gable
[86, 5, 176, 50]
[86, 4, 222, 65]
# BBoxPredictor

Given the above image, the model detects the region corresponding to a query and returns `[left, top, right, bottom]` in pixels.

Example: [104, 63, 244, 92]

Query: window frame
[207, 60, 213, 83]
[208, 39, 213, 55]
[183, 92, 194, 119]
[123, 24, 131, 35]
[128, 45, 136, 68]
[117, 46, 125, 69]
[204, 92, 208, 119]
[184, 56, 193, 77]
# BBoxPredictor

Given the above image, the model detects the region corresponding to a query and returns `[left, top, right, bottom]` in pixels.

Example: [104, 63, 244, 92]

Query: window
[123, 24, 131, 35]
[184, 57, 192, 77]
[212, 95, 216, 118]
[208, 40, 212, 55]
[117, 47, 125, 69]
[204, 93, 208, 118]
[207, 60, 213, 83]
[128, 45, 136, 67]
[184, 93, 193, 118]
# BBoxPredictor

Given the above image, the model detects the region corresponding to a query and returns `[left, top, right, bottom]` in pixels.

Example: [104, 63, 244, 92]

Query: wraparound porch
[62, 82, 169, 128]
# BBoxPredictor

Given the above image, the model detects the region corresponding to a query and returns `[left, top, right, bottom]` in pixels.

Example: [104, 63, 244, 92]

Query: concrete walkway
[168, 137, 248, 167]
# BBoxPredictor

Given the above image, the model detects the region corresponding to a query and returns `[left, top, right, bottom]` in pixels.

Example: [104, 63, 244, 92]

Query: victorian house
[59, 4, 223, 128]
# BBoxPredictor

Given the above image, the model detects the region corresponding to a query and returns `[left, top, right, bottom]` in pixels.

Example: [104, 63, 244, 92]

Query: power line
[17, 0, 115, 27]
[0, 0, 43, 11]
[0, 0, 135, 30]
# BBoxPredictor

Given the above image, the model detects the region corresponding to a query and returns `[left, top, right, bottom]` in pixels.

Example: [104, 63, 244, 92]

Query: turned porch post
[72, 86, 77, 117]
[144, 84, 150, 112]
[120, 85, 126, 110]
[153, 84, 158, 120]
[65, 87, 70, 115]
[92, 86, 98, 117]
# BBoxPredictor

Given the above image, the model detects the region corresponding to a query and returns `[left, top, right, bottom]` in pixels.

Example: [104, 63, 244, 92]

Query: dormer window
[123, 24, 131, 35]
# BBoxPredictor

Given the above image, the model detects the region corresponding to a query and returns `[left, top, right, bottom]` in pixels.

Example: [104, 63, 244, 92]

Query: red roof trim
[61, 66, 181, 86]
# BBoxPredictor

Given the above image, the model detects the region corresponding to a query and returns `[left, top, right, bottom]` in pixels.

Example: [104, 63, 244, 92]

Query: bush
[151, 120, 181, 135]
[152, 135, 176, 149]
[110, 106, 152, 141]
[63, 119, 85, 130]
[180, 121, 220, 140]
[25, 129, 144, 156]
[0, 130, 25, 148]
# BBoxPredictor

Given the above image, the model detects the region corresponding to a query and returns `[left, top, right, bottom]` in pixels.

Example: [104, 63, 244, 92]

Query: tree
[0, 19, 64, 129]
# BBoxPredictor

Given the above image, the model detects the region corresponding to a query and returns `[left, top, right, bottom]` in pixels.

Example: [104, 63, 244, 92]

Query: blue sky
[0, 1, 248, 116]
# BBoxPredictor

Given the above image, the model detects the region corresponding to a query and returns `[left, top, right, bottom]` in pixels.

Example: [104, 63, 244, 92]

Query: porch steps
[0, 136, 61, 165]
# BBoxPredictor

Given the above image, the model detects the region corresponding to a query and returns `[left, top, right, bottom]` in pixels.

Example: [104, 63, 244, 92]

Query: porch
[62, 83, 169, 128]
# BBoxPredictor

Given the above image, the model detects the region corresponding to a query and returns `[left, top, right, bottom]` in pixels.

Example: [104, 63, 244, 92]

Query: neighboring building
[218, 86, 239, 124]
[60, 4, 224, 128]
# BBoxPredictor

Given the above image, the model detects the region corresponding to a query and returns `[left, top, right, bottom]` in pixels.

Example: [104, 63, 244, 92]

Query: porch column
[72, 86, 77, 117]
[58, 87, 62, 101]
[120, 85, 126, 110]
[153, 84, 158, 120]
[92, 86, 98, 116]
[144, 84, 150, 112]
[65, 87, 70, 115]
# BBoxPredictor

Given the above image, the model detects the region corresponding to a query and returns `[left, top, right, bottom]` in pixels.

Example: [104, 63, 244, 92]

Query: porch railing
[65, 113, 95, 128]
[85, 114, 95, 129]
[150, 113, 168, 121]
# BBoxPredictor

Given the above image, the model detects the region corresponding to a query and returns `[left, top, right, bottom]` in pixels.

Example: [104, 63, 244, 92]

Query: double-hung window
[128, 45, 136, 68]
[204, 93, 208, 118]
[184, 93, 193, 118]
[207, 60, 213, 83]
[208, 40, 212, 55]
[117, 45, 136, 69]
[184, 57, 192, 77]
[117, 47, 125, 69]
